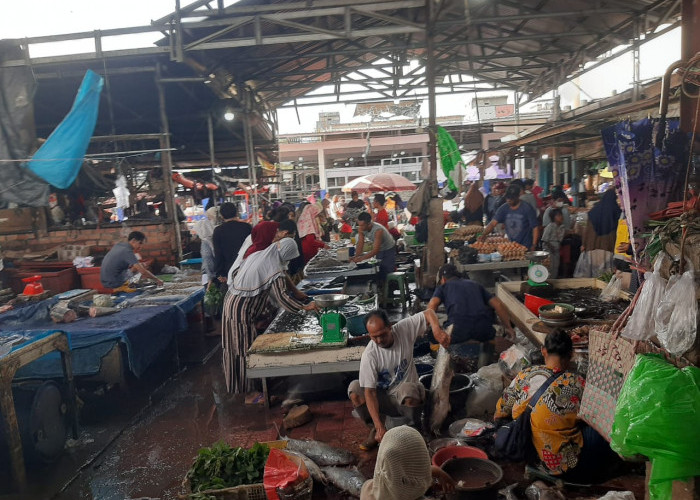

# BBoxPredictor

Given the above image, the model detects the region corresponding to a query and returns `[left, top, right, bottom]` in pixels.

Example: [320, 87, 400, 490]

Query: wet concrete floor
[4, 330, 646, 499]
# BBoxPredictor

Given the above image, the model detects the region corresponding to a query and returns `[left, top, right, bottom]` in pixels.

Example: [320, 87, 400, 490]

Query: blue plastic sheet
[0, 287, 204, 379]
[27, 70, 103, 189]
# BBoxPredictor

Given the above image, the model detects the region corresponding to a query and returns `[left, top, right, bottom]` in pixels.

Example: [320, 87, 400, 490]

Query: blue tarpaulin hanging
[27, 69, 103, 189]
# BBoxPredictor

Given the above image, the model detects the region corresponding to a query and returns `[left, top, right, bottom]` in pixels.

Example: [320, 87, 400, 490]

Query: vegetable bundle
[187, 442, 270, 492]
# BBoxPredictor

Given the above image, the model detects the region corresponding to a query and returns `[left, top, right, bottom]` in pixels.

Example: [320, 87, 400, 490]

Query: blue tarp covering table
[0, 285, 205, 380]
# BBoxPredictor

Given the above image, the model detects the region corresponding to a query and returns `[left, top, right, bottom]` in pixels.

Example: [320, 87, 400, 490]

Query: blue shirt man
[480, 184, 540, 250]
[428, 264, 515, 344]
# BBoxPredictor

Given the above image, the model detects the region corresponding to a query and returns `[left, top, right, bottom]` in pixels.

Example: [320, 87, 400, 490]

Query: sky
[0, 0, 682, 134]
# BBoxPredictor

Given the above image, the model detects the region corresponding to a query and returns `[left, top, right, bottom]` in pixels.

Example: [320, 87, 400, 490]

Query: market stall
[0, 280, 205, 382]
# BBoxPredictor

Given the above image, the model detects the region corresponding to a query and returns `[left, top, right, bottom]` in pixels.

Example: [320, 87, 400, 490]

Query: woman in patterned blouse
[495, 330, 619, 482]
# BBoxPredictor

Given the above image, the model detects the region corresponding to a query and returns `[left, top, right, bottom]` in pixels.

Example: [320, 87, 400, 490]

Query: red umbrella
[341, 173, 418, 193]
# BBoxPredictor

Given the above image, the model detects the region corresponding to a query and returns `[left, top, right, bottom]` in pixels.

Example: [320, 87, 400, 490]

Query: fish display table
[247, 345, 364, 407]
[496, 278, 630, 346]
[246, 307, 372, 406]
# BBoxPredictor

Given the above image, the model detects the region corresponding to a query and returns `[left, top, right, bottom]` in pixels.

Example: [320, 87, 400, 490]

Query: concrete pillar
[318, 148, 327, 190]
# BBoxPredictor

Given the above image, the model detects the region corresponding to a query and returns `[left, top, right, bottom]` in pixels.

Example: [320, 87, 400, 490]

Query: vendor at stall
[428, 264, 515, 345]
[352, 212, 396, 283]
[480, 184, 540, 250]
[100, 231, 163, 290]
[495, 330, 620, 483]
[223, 238, 318, 394]
[348, 309, 448, 450]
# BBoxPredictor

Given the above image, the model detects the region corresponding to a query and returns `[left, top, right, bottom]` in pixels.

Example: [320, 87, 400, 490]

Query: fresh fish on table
[283, 438, 356, 466]
[321, 466, 366, 497]
[429, 344, 454, 435]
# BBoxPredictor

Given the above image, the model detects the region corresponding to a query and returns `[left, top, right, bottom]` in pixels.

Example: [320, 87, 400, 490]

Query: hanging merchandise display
[601, 118, 688, 257]
[621, 258, 667, 341]
[653, 268, 697, 356]
[611, 355, 700, 500]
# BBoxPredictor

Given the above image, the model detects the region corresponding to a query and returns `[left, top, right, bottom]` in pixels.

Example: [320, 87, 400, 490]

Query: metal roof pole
[155, 63, 184, 263]
[242, 89, 259, 224]
[207, 114, 218, 207]
[423, 0, 444, 288]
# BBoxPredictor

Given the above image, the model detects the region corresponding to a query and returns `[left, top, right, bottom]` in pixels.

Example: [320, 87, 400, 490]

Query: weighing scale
[21, 275, 45, 295]
[524, 251, 551, 288]
[313, 294, 351, 343]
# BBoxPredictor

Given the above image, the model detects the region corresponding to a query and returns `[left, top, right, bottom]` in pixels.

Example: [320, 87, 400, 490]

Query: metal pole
[155, 63, 184, 263]
[241, 89, 260, 223]
[423, 0, 444, 288]
[207, 114, 218, 207]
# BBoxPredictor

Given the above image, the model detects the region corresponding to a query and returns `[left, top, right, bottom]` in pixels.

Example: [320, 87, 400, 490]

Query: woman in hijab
[194, 207, 218, 284]
[360, 426, 455, 500]
[297, 203, 328, 262]
[575, 189, 621, 277]
[222, 238, 319, 394]
[460, 182, 484, 225]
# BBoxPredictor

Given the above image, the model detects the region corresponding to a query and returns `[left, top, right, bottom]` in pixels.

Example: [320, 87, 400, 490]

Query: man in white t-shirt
[348, 309, 448, 450]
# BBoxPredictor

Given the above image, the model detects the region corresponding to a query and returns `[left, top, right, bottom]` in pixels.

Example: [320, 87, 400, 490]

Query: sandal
[359, 427, 377, 451]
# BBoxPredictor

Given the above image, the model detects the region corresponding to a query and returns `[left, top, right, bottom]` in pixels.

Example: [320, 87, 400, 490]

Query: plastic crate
[76, 267, 113, 294]
[8, 267, 79, 294]
[58, 245, 91, 261]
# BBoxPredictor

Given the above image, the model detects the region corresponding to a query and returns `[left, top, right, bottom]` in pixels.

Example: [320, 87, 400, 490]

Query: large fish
[283, 438, 356, 466]
[429, 345, 454, 435]
[285, 450, 327, 485]
[321, 466, 366, 498]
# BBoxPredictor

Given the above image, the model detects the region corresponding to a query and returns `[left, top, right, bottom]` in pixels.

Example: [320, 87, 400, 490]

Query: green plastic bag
[610, 354, 700, 500]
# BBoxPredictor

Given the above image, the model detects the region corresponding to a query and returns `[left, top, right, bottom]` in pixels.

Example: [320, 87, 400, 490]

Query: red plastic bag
[263, 449, 310, 500]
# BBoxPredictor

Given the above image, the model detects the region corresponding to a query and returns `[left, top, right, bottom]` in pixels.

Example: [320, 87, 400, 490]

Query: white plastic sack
[622, 259, 667, 341]
[654, 269, 697, 356]
[465, 363, 504, 420]
[113, 175, 130, 209]
[498, 344, 531, 378]
[600, 275, 622, 302]
[574, 249, 614, 278]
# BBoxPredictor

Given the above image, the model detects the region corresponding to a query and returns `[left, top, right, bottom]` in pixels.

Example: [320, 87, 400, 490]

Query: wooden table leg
[60, 349, 79, 439]
[261, 377, 269, 409]
[0, 382, 26, 491]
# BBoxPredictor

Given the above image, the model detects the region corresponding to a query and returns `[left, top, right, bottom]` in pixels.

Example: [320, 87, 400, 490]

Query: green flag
[436, 126, 463, 191]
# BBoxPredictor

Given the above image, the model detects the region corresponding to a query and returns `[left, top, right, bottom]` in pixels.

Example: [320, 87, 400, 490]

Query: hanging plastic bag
[599, 275, 621, 302]
[654, 269, 697, 356]
[263, 448, 311, 500]
[622, 259, 667, 341]
[610, 355, 700, 500]
[113, 175, 130, 209]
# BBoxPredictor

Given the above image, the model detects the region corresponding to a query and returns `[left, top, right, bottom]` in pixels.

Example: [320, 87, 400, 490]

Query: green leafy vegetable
[204, 284, 224, 315]
[186, 442, 270, 492]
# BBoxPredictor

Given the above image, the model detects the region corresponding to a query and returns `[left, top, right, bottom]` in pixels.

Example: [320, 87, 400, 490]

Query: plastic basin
[432, 445, 488, 468]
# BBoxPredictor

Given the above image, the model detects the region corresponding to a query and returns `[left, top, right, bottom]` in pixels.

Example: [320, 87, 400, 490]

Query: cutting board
[248, 332, 347, 353]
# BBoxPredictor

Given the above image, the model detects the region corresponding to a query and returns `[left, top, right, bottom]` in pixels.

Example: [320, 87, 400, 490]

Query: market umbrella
[341, 173, 418, 193]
